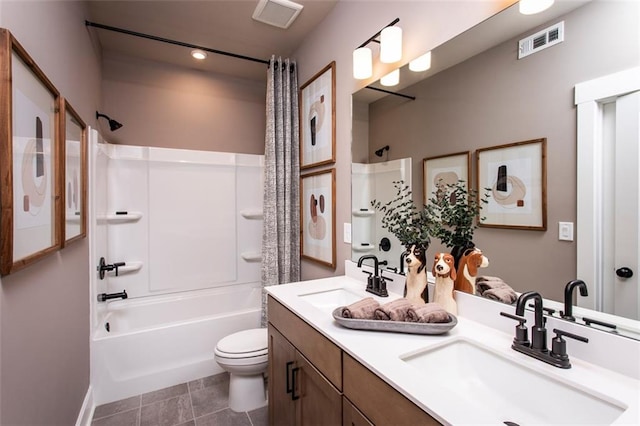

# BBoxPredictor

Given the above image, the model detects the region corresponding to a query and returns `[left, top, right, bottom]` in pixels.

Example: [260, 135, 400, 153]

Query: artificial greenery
[425, 180, 490, 249]
[371, 181, 432, 248]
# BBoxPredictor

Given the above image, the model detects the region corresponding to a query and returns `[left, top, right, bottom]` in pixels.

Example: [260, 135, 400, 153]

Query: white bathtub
[91, 283, 262, 405]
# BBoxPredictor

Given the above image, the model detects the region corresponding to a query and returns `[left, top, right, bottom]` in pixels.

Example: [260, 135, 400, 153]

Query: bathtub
[91, 283, 262, 405]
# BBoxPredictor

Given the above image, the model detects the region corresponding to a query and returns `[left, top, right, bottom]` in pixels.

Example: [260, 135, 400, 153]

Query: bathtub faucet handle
[97, 290, 128, 302]
[113, 262, 125, 276]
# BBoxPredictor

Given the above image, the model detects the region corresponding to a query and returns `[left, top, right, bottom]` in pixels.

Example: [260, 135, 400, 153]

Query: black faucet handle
[553, 328, 589, 344]
[500, 312, 529, 346]
[551, 328, 588, 365]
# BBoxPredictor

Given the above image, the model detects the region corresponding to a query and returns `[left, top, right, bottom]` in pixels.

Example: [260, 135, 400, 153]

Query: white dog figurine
[432, 252, 458, 315]
[403, 245, 429, 305]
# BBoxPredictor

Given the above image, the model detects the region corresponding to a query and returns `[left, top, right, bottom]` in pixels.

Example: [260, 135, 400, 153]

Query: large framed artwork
[423, 151, 471, 206]
[0, 29, 61, 275]
[299, 61, 335, 169]
[301, 168, 336, 268]
[476, 138, 547, 230]
[60, 99, 87, 246]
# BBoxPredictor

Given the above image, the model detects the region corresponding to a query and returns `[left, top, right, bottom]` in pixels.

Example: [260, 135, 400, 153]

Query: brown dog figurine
[403, 245, 429, 305]
[455, 248, 489, 294]
[432, 253, 457, 315]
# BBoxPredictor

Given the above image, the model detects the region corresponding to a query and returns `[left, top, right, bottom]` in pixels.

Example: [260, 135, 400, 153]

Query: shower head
[375, 145, 389, 157]
[96, 111, 123, 131]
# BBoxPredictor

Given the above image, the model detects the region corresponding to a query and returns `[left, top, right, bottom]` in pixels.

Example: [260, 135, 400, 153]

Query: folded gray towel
[373, 298, 413, 321]
[476, 276, 517, 304]
[341, 297, 380, 320]
[406, 303, 451, 323]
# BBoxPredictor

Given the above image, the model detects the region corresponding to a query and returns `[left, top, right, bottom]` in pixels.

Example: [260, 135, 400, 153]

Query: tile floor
[91, 373, 267, 426]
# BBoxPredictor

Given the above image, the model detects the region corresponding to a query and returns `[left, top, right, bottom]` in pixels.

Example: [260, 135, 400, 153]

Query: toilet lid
[216, 328, 268, 355]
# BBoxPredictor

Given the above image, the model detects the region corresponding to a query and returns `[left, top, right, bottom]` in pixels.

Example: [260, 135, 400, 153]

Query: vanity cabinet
[267, 296, 440, 426]
[268, 297, 342, 425]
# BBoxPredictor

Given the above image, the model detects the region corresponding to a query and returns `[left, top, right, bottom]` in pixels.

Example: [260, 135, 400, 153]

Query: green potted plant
[371, 181, 433, 251]
[424, 180, 490, 268]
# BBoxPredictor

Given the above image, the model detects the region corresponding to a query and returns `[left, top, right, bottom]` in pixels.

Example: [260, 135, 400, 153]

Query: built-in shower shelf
[240, 209, 263, 220]
[241, 252, 262, 262]
[352, 244, 375, 252]
[103, 212, 143, 223]
[352, 209, 375, 217]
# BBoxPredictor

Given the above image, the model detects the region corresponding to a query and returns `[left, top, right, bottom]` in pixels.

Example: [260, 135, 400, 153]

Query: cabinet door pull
[285, 361, 294, 394]
[291, 367, 300, 401]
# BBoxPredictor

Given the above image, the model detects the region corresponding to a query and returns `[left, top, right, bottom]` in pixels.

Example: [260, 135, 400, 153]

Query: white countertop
[266, 274, 640, 425]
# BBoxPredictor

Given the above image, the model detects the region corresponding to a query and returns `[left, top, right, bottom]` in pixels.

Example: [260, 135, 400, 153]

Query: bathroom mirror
[351, 0, 640, 335]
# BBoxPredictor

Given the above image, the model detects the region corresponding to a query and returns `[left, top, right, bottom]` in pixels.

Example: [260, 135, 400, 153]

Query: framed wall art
[0, 29, 61, 275]
[476, 138, 547, 230]
[300, 168, 336, 268]
[423, 151, 471, 205]
[299, 61, 335, 169]
[60, 98, 87, 246]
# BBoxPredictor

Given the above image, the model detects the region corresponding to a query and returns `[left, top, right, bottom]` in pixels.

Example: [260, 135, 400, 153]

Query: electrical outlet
[343, 223, 352, 244]
[559, 222, 574, 241]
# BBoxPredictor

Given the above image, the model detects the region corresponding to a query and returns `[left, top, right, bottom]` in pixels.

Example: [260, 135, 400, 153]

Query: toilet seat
[214, 328, 268, 359]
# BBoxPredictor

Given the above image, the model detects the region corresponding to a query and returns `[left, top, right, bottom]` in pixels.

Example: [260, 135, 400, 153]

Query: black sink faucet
[562, 279, 588, 321]
[357, 255, 379, 277]
[357, 255, 389, 297]
[516, 291, 547, 351]
[502, 291, 588, 369]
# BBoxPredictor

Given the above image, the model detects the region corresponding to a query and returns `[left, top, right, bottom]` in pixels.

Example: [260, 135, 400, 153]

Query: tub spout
[98, 290, 128, 302]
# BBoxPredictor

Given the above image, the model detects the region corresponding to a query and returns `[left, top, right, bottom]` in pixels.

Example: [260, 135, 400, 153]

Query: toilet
[214, 328, 269, 412]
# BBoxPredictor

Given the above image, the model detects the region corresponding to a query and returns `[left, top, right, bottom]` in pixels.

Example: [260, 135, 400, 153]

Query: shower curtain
[261, 56, 300, 326]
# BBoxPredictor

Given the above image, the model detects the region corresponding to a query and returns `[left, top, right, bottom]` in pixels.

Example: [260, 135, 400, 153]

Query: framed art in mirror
[423, 151, 471, 206]
[301, 168, 336, 268]
[0, 29, 61, 276]
[299, 61, 335, 169]
[476, 138, 547, 230]
[60, 99, 87, 246]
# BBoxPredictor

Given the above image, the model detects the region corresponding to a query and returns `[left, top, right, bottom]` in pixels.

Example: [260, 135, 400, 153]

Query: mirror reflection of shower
[374, 145, 390, 160]
[351, 157, 411, 271]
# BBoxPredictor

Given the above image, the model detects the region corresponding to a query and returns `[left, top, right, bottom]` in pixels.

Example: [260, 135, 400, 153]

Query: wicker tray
[332, 307, 457, 335]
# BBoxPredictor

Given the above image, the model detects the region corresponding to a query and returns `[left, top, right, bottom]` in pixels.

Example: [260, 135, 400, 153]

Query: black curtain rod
[85, 21, 270, 65]
[357, 18, 400, 49]
[365, 85, 415, 101]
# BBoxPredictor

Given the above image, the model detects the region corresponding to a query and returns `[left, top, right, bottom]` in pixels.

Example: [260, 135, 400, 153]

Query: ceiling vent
[252, 0, 304, 29]
[518, 21, 564, 59]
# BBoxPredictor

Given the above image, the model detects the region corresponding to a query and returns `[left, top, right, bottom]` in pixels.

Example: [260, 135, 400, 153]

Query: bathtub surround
[90, 137, 264, 405]
[261, 56, 300, 326]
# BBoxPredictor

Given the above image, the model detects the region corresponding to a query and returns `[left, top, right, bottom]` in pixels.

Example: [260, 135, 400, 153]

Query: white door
[576, 67, 640, 321]
[610, 91, 640, 319]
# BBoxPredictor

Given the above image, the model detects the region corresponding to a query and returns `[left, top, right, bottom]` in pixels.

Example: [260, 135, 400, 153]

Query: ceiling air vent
[518, 21, 564, 59]
[252, 0, 304, 29]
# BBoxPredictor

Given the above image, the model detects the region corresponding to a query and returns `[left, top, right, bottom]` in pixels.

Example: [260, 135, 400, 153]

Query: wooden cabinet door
[268, 325, 296, 426]
[343, 397, 373, 426]
[295, 351, 342, 426]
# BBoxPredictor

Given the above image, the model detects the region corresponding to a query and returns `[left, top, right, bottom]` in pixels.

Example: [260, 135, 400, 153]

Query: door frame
[575, 66, 640, 311]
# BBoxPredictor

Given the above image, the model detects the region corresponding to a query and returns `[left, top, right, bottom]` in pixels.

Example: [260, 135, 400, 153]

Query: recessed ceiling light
[191, 49, 207, 60]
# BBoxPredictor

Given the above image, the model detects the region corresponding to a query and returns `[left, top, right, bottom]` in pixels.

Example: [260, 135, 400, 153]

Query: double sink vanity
[266, 261, 640, 425]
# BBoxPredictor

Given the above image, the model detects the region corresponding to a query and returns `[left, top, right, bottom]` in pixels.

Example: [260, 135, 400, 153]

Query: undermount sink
[400, 338, 626, 425]
[298, 288, 364, 313]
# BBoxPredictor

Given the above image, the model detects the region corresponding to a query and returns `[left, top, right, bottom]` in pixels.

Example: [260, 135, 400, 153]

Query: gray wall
[0, 1, 101, 424]
[367, 0, 639, 302]
[101, 51, 267, 153]
[293, 0, 515, 280]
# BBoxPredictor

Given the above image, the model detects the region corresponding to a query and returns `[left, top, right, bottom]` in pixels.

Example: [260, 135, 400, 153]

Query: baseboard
[75, 385, 95, 426]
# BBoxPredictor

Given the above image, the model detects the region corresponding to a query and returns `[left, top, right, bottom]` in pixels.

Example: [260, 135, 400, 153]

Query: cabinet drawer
[343, 354, 440, 426]
[268, 296, 342, 390]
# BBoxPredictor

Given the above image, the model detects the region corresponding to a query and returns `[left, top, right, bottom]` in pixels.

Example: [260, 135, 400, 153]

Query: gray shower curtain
[261, 56, 300, 326]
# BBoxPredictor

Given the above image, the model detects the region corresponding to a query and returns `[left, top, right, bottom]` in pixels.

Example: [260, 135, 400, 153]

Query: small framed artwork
[60, 99, 87, 246]
[300, 168, 336, 268]
[476, 138, 547, 230]
[423, 151, 471, 205]
[0, 29, 62, 275]
[299, 61, 335, 170]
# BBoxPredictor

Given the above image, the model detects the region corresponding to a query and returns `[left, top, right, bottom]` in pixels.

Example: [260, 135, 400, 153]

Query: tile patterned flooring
[91, 373, 267, 426]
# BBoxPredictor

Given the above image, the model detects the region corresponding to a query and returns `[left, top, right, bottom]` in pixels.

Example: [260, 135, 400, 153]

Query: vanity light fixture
[519, 0, 555, 15]
[352, 18, 401, 80]
[380, 69, 400, 87]
[380, 26, 402, 63]
[191, 49, 207, 60]
[409, 51, 432, 72]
